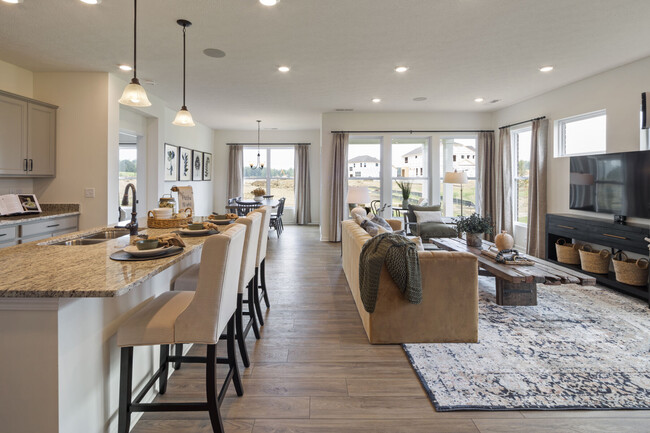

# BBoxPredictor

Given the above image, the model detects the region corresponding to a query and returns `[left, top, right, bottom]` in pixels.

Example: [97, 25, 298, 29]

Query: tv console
[546, 213, 649, 306]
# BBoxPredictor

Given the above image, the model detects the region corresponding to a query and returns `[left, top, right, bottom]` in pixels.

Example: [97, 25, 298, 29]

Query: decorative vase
[466, 233, 483, 248]
[494, 230, 514, 251]
[253, 196, 264, 202]
[402, 199, 410, 210]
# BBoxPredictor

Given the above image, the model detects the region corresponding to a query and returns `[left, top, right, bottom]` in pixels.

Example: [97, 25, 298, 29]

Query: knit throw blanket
[359, 233, 422, 313]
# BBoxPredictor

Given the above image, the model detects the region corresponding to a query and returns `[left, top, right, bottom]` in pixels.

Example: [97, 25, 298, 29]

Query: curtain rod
[226, 142, 310, 146]
[499, 116, 546, 130]
[329, 129, 493, 134]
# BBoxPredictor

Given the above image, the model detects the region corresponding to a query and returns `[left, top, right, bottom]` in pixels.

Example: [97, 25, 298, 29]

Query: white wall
[320, 111, 494, 241]
[213, 129, 321, 224]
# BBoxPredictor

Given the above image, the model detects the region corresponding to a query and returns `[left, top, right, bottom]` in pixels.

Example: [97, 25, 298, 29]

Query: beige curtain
[496, 128, 513, 236]
[227, 145, 243, 200]
[294, 144, 311, 225]
[526, 119, 549, 258]
[477, 131, 496, 240]
[329, 133, 348, 242]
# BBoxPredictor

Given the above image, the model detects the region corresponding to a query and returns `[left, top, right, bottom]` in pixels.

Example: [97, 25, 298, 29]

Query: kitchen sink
[81, 229, 133, 240]
[50, 239, 108, 246]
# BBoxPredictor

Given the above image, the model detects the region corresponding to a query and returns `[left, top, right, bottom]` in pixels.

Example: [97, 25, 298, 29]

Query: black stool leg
[236, 293, 250, 368]
[159, 344, 169, 394]
[118, 346, 134, 433]
[260, 259, 270, 308]
[174, 343, 183, 370]
[254, 268, 265, 326]
[227, 315, 244, 396]
[206, 344, 225, 433]
[248, 280, 261, 339]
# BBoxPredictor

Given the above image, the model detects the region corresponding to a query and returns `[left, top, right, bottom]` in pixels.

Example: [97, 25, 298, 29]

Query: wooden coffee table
[430, 237, 596, 306]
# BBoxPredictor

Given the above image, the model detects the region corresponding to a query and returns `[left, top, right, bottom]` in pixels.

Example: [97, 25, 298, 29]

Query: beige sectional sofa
[341, 219, 479, 344]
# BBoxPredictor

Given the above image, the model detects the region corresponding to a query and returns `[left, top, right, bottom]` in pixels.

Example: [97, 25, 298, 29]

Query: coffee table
[430, 237, 596, 306]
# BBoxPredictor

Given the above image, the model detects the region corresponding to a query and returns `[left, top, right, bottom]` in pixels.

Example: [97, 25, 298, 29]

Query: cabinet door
[27, 103, 56, 176]
[0, 94, 28, 175]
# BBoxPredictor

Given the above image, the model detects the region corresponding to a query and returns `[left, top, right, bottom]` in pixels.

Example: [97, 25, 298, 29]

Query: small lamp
[347, 186, 371, 215]
[443, 170, 469, 216]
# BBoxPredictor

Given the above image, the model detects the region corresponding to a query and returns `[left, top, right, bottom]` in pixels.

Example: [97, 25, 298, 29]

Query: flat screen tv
[569, 150, 650, 218]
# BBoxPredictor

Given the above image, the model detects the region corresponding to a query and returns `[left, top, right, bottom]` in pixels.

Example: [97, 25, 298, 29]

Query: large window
[512, 128, 532, 224]
[118, 142, 137, 221]
[439, 138, 477, 217]
[556, 110, 606, 156]
[348, 139, 381, 203]
[391, 138, 429, 208]
[243, 147, 295, 206]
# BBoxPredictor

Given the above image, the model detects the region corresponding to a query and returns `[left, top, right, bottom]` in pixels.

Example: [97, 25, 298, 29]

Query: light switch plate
[84, 188, 95, 198]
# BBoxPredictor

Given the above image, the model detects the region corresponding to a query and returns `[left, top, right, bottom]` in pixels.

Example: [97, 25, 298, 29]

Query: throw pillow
[370, 215, 393, 232]
[360, 218, 388, 237]
[350, 206, 367, 220]
[414, 210, 443, 224]
[407, 204, 441, 225]
[407, 236, 425, 252]
[353, 213, 366, 226]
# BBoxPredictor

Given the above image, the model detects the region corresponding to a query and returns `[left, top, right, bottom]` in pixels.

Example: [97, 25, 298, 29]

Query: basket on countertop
[578, 245, 611, 274]
[147, 207, 193, 228]
[613, 252, 649, 286]
[555, 239, 580, 265]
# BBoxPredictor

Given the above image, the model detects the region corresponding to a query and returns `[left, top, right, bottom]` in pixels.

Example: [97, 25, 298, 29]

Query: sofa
[341, 219, 478, 344]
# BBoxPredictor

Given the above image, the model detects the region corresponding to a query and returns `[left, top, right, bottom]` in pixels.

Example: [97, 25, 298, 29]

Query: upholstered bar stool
[116, 224, 246, 433]
[173, 212, 262, 368]
[252, 206, 272, 325]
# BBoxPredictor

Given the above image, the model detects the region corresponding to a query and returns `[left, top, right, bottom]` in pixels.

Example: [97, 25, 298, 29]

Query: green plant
[456, 213, 494, 235]
[395, 180, 413, 200]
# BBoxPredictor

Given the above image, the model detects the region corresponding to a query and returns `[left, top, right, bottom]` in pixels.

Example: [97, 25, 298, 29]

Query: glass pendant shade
[119, 78, 152, 107]
[172, 106, 195, 127]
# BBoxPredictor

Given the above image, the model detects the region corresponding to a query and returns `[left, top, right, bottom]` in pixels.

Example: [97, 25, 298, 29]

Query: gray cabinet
[0, 215, 78, 249]
[0, 90, 57, 177]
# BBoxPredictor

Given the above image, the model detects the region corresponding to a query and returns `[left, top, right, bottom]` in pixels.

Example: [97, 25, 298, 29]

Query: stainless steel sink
[50, 239, 108, 246]
[82, 229, 132, 240]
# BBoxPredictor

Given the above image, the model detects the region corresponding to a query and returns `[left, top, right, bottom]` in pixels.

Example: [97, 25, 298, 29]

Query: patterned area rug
[403, 277, 650, 411]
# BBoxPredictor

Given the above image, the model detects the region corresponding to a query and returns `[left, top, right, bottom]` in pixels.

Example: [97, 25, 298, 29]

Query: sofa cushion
[414, 221, 458, 239]
[371, 215, 393, 232]
[360, 218, 388, 236]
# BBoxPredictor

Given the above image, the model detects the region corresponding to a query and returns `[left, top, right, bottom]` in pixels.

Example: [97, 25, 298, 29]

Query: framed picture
[164, 143, 178, 181]
[179, 147, 192, 181]
[203, 152, 212, 181]
[192, 150, 204, 181]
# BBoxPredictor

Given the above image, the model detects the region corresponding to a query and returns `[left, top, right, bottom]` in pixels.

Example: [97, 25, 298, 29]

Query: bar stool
[252, 206, 272, 325]
[173, 212, 262, 368]
[116, 224, 246, 433]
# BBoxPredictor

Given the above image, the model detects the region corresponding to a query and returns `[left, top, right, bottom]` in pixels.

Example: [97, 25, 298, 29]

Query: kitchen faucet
[121, 183, 138, 236]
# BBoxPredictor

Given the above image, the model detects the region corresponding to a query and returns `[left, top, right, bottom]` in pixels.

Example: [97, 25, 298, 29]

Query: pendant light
[249, 120, 265, 170]
[172, 19, 195, 127]
[119, 0, 151, 107]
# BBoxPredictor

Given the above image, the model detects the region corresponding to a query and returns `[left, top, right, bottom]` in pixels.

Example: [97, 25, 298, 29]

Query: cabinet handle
[0, 234, 6, 237]
[603, 233, 627, 240]
[558, 225, 576, 230]
[29, 159, 33, 171]
[23, 159, 28, 171]
[46, 224, 60, 228]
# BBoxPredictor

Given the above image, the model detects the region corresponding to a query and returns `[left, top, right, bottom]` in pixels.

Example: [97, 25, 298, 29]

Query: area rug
[403, 277, 650, 411]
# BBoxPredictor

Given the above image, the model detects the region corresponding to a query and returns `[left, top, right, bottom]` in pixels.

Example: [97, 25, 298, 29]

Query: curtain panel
[227, 145, 244, 200]
[294, 144, 312, 225]
[478, 131, 496, 240]
[329, 133, 349, 242]
[526, 118, 549, 258]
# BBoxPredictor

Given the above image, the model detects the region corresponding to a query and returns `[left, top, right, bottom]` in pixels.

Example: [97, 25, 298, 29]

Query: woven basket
[147, 208, 193, 229]
[555, 239, 580, 265]
[613, 252, 649, 286]
[578, 245, 611, 274]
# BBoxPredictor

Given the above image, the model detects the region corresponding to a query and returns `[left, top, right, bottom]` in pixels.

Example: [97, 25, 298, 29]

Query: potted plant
[252, 187, 266, 202]
[456, 213, 494, 248]
[395, 180, 413, 209]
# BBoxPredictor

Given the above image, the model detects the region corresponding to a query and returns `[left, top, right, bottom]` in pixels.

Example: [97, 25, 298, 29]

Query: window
[243, 147, 295, 206]
[348, 139, 381, 203]
[440, 138, 477, 217]
[119, 143, 137, 220]
[391, 138, 429, 208]
[512, 128, 532, 225]
[556, 110, 606, 156]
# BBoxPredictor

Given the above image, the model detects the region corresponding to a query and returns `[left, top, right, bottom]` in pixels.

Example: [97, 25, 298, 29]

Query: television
[569, 150, 650, 219]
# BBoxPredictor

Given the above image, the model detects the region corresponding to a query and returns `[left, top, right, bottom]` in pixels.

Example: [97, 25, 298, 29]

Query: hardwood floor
[134, 226, 650, 433]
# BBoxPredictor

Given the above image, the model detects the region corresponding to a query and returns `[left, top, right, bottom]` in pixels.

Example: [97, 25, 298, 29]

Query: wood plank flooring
[134, 226, 650, 433]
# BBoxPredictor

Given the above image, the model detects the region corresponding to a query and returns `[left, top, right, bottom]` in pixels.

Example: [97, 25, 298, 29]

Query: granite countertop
[0, 217, 232, 298]
[0, 204, 80, 226]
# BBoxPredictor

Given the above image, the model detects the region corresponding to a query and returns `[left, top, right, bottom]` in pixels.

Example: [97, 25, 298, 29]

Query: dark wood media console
[546, 213, 649, 306]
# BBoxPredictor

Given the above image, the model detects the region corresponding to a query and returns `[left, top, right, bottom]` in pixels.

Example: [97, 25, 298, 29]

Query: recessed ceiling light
[203, 48, 226, 58]
[278, 66, 291, 73]
[413, 97, 427, 102]
[539, 65, 554, 72]
[372, 98, 381, 103]
[118, 64, 133, 71]
[80, 0, 101, 4]
[260, 0, 279, 5]
[395, 66, 409, 73]
[2, 0, 24, 4]
[474, 97, 484, 103]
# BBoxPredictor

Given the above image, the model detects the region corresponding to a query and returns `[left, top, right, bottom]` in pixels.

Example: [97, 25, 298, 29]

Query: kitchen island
[0, 220, 224, 433]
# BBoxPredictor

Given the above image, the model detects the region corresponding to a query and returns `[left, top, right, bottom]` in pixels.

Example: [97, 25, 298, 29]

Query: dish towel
[175, 186, 194, 214]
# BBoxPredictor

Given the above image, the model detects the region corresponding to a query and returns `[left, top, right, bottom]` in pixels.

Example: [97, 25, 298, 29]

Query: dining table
[225, 198, 280, 210]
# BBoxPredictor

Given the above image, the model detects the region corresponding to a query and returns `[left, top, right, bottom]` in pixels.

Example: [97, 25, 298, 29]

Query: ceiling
[1, 0, 650, 130]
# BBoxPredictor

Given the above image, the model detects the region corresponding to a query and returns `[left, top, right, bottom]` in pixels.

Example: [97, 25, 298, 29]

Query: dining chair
[236, 200, 262, 217]
[270, 197, 285, 237]
[251, 206, 272, 325]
